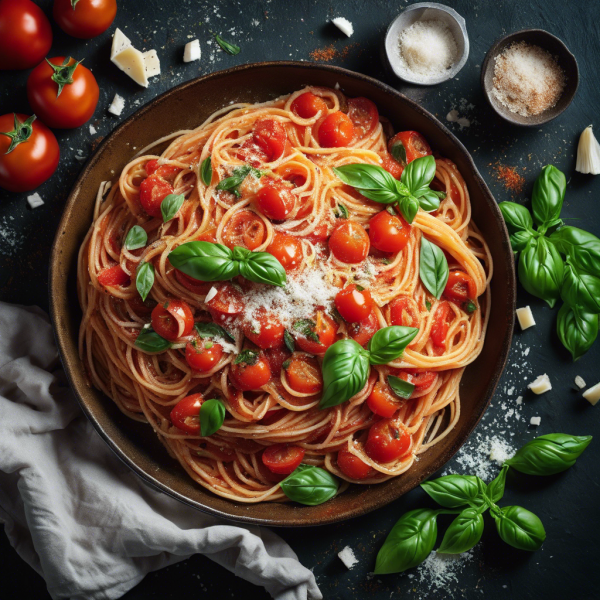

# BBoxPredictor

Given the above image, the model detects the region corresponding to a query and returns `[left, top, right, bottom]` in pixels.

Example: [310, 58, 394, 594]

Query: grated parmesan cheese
[338, 546, 358, 569]
[528, 373, 551, 395]
[574, 376, 586, 390]
[108, 94, 125, 116]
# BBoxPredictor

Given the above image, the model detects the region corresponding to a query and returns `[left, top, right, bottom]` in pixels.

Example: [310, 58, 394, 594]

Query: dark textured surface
[1, 1, 599, 599]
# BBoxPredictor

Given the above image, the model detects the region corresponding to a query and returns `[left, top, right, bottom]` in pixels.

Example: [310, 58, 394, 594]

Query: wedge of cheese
[111, 28, 156, 87]
[111, 28, 131, 59]
[143, 50, 161, 78]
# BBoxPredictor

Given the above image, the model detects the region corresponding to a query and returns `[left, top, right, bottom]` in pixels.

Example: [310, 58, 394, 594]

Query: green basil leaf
[560, 262, 600, 314]
[390, 139, 407, 167]
[134, 327, 172, 353]
[216, 165, 254, 197]
[214, 34, 241, 55]
[499, 201, 534, 234]
[421, 475, 486, 508]
[419, 236, 449, 299]
[437, 507, 484, 554]
[333, 163, 399, 192]
[556, 303, 598, 361]
[238, 250, 287, 287]
[124, 225, 147, 250]
[387, 375, 414, 399]
[400, 155, 436, 197]
[505, 433, 592, 476]
[374, 508, 440, 574]
[465, 300, 477, 314]
[135, 261, 154, 301]
[335, 203, 349, 219]
[368, 326, 418, 365]
[356, 186, 401, 204]
[234, 349, 260, 365]
[549, 226, 600, 278]
[320, 339, 370, 409]
[418, 190, 442, 212]
[279, 464, 339, 505]
[168, 241, 239, 282]
[195, 321, 235, 343]
[531, 165, 566, 231]
[494, 505, 546, 551]
[518, 237, 564, 308]
[510, 229, 534, 253]
[200, 156, 212, 186]
[398, 195, 419, 223]
[161, 193, 185, 223]
[486, 464, 509, 504]
[200, 398, 226, 436]
[293, 319, 319, 342]
[284, 330, 295, 353]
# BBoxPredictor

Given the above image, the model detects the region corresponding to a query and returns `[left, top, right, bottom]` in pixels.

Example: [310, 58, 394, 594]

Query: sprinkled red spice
[309, 43, 357, 62]
[492, 163, 526, 194]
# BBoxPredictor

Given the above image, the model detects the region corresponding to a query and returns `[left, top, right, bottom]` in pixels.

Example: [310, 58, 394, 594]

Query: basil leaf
[398, 195, 420, 224]
[390, 139, 407, 167]
[284, 330, 295, 353]
[510, 229, 534, 253]
[216, 165, 254, 197]
[419, 237, 449, 299]
[358, 186, 400, 204]
[200, 398, 226, 437]
[499, 201, 534, 234]
[387, 375, 414, 399]
[400, 155, 436, 197]
[293, 319, 319, 342]
[214, 34, 240, 55]
[135, 261, 154, 301]
[235, 349, 259, 365]
[200, 156, 212, 186]
[124, 225, 147, 250]
[549, 226, 600, 278]
[560, 262, 600, 314]
[335, 204, 349, 219]
[494, 505, 546, 551]
[334, 163, 399, 192]
[134, 327, 172, 353]
[556, 303, 598, 361]
[421, 475, 486, 508]
[168, 241, 239, 282]
[280, 464, 339, 505]
[531, 165, 566, 231]
[195, 321, 235, 343]
[320, 339, 370, 409]
[161, 193, 185, 223]
[505, 433, 592, 476]
[374, 508, 440, 574]
[238, 250, 287, 287]
[486, 464, 509, 504]
[437, 507, 484, 554]
[368, 326, 418, 365]
[518, 237, 564, 308]
[418, 190, 442, 212]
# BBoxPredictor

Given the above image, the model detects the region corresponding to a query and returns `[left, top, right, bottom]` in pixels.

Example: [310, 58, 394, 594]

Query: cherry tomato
[174, 269, 212, 295]
[329, 221, 369, 263]
[294, 311, 337, 355]
[0, 114, 59, 192]
[443, 270, 477, 303]
[389, 296, 420, 328]
[195, 227, 218, 243]
[145, 160, 181, 184]
[348, 311, 380, 347]
[53, 0, 117, 39]
[365, 419, 411, 463]
[369, 210, 411, 254]
[347, 97, 378, 142]
[267, 231, 303, 271]
[0, 0, 52, 70]
[285, 354, 323, 394]
[27, 56, 99, 129]
[186, 337, 223, 372]
[262, 444, 305, 475]
[335, 284, 373, 323]
[139, 174, 174, 218]
[253, 119, 287, 162]
[276, 163, 307, 188]
[337, 448, 374, 480]
[151, 298, 194, 341]
[170, 393, 203, 435]
[97, 264, 130, 288]
[388, 131, 432, 166]
[431, 301, 452, 349]
[291, 92, 328, 119]
[127, 296, 156, 317]
[205, 283, 244, 324]
[243, 308, 284, 349]
[396, 370, 437, 395]
[264, 346, 291, 375]
[305, 221, 330, 244]
[229, 351, 271, 391]
[256, 180, 294, 220]
[236, 138, 268, 167]
[318, 111, 354, 148]
[222, 210, 266, 250]
[381, 152, 404, 179]
[367, 382, 402, 417]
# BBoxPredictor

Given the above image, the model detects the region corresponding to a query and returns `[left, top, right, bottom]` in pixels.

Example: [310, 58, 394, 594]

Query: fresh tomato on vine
[53, 0, 117, 39]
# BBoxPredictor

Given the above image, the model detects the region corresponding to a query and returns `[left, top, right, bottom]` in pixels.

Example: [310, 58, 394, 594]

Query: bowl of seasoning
[384, 2, 469, 85]
[481, 29, 578, 126]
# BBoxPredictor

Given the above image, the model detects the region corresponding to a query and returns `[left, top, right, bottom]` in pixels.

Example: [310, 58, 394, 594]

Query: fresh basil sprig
[419, 236, 449, 299]
[284, 330, 295, 353]
[486, 464, 508, 504]
[200, 399, 226, 437]
[531, 165, 565, 233]
[195, 321, 235, 343]
[279, 464, 339, 505]
[134, 327, 172, 353]
[161, 193, 185, 223]
[368, 326, 419, 364]
[135, 261, 154, 301]
[560, 262, 600, 314]
[518, 236, 564, 308]
[216, 165, 261, 197]
[214, 34, 240, 55]
[493, 506, 546, 551]
[421, 474, 486, 509]
[387, 375, 414, 399]
[200, 156, 212, 186]
[437, 507, 484, 555]
[556, 304, 598, 361]
[124, 225, 147, 251]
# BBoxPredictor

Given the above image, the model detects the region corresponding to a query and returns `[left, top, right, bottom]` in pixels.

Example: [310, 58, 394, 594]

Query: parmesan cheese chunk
[111, 28, 131, 60]
[108, 93, 125, 116]
[27, 193, 44, 209]
[528, 374, 552, 395]
[204, 286, 218, 303]
[530, 416, 541, 426]
[338, 546, 358, 569]
[112, 45, 148, 87]
[574, 376, 586, 390]
[516, 306, 536, 330]
[183, 39, 201, 62]
[143, 49, 161, 78]
[583, 382, 600, 406]
[332, 17, 354, 37]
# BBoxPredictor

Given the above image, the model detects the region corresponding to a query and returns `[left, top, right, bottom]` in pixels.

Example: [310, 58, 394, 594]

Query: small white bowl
[384, 2, 470, 86]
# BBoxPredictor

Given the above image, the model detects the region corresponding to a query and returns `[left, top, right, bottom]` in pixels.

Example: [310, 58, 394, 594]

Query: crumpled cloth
[0, 302, 321, 600]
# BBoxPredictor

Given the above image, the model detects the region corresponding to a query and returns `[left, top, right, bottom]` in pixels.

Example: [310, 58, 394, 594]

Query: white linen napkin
[0, 301, 322, 600]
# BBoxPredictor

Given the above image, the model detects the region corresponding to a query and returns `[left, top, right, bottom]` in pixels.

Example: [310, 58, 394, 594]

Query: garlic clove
[576, 125, 600, 175]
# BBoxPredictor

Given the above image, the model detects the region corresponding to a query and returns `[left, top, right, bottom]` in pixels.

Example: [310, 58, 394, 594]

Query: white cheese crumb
[143, 49, 161, 77]
[528, 374, 551, 395]
[184, 39, 201, 62]
[332, 17, 353, 37]
[516, 306, 536, 330]
[89, 124, 97, 135]
[26, 193, 44, 209]
[338, 546, 359, 569]
[516, 396, 523, 405]
[108, 94, 125, 116]
[334, 82, 340, 90]
[489, 438, 515, 466]
[583, 382, 600, 406]
[204, 286, 218, 303]
[530, 416, 541, 426]
[574, 376, 586, 389]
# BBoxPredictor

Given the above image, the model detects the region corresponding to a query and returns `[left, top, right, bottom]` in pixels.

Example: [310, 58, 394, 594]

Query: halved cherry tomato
[253, 119, 287, 162]
[335, 284, 373, 323]
[235, 138, 268, 167]
[186, 337, 223, 372]
[170, 393, 203, 435]
[264, 346, 291, 375]
[285, 354, 323, 394]
[98, 264, 130, 287]
[348, 310, 380, 347]
[431, 301, 452, 349]
[291, 92, 328, 119]
[229, 351, 271, 391]
[256, 180, 294, 220]
[222, 210, 266, 250]
[294, 311, 337, 355]
[53, 0, 117, 39]
[267, 231, 303, 271]
[381, 152, 404, 179]
[443, 270, 477, 303]
[367, 382, 402, 417]
[318, 111, 354, 148]
[365, 419, 411, 463]
[329, 221, 369, 263]
[262, 444, 305, 475]
[389, 296, 420, 328]
[276, 163, 307, 188]
[388, 131, 432, 166]
[205, 282, 244, 324]
[145, 160, 181, 184]
[151, 298, 194, 341]
[139, 174, 174, 218]
[396, 370, 438, 395]
[243, 308, 285, 349]
[174, 269, 212, 295]
[305, 221, 330, 244]
[369, 210, 411, 253]
[337, 448, 374, 480]
[347, 97, 378, 142]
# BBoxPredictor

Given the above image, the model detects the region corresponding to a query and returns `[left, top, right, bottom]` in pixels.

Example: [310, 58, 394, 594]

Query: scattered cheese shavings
[576, 125, 600, 175]
[528, 374, 551, 395]
[583, 382, 600, 406]
[489, 437, 515, 466]
[89, 124, 97, 135]
[108, 94, 125, 116]
[574, 376, 586, 390]
[338, 546, 359, 569]
[204, 286, 218, 303]
[184, 39, 201, 62]
[332, 17, 353, 37]
[530, 416, 541, 426]
[143, 49, 161, 77]
[27, 193, 44, 209]
[516, 306, 535, 330]
[516, 396, 523, 405]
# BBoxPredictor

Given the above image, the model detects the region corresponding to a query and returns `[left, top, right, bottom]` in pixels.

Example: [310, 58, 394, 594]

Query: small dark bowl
[481, 29, 579, 126]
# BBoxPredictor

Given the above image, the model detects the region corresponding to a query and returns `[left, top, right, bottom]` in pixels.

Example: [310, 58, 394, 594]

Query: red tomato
[291, 92, 328, 119]
[264, 346, 291, 375]
[285, 354, 323, 394]
[389, 296, 420, 328]
[0, 114, 59, 192]
[365, 419, 411, 463]
[305, 221, 330, 244]
[236, 138, 268, 167]
[318, 111, 354, 148]
[276, 163, 307, 188]
[335, 284, 373, 323]
[139, 174, 174, 218]
[256, 180, 294, 220]
[127, 296, 156, 317]
[151, 299, 194, 341]
[206, 283, 244, 323]
[381, 153, 404, 179]
[186, 337, 223, 372]
[347, 97, 378, 142]
[97, 264, 130, 287]
[388, 131, 432, 166]
[337, 448, 374, 480]
[431, 301, 452, 349]
[443, 270, 477, 303]
[145, 160, 181, 184]
[396, 370, 437, 395]
[294, 311, 337, 355]
[0, 0, 52, 70]
[195, 227, 218, 243]
[348, 311, 380, 346]
[27, 56, 99, 129]
[170, 393, 203, 435]
[229, 352, 271, 391]
[253, 119, 287, 162]
[53, 0, 117, 39]
[174, 269, 212, 295]
[222, 210, 266, 250]
[267, 231, 303, 271]
[367, 382, 402, 417]
[243, 308, 284, 349]
[369, 210, 411, 253]
[329, 221, 369, 263]
[262, 444, 305, 475]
